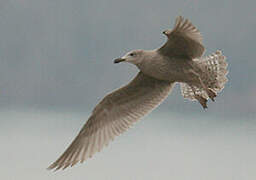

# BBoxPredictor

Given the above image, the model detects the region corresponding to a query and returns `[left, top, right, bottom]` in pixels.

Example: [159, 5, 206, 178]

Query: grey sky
[0, 0, 255, 116]
[1, 110, 256, 179]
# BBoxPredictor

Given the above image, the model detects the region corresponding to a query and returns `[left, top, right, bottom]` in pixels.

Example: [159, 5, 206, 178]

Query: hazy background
[0, 0, 255, 179]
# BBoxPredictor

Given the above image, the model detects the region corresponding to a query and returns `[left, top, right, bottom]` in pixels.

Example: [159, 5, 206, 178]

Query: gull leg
[197, 76, 216, 101]
[188, 69, 216, 102]
[190, 86, 208, 109]
[206, 88, 216, 102]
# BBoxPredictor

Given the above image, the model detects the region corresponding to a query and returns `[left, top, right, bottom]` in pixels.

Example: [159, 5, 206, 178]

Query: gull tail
[202, 50, 228, 92]
[180, 50, 228, 105]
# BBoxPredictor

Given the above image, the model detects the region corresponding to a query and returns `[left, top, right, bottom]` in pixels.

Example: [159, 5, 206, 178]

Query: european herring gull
[48, 16, 228, 170]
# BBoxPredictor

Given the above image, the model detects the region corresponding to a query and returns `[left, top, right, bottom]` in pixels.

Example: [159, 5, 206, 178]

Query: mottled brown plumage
[159, 16, 205, 59]
[48, 73, 174, 170]
[48, 16, 228, 171]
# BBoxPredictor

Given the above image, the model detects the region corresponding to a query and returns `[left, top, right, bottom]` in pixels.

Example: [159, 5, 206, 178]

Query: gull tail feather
[181, 50, 228, 101]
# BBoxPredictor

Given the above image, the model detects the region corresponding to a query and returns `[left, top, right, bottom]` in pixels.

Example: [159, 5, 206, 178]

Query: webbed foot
[195, 95, 208, 109]
[207, 88, 217, 102]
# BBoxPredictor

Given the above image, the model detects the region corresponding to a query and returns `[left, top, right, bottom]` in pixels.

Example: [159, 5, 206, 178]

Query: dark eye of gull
[130, 53, 135, 56]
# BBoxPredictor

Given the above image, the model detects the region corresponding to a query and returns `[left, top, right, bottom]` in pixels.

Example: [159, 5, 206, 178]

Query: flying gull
[48, 16, 228, 170]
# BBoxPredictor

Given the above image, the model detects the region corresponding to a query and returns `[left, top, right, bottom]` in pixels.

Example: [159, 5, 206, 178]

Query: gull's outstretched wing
[158, 16, 205, 59]
[48, 72, 174, 170]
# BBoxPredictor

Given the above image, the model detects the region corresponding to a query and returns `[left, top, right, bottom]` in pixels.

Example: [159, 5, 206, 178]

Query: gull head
[114, 50, 144, 65]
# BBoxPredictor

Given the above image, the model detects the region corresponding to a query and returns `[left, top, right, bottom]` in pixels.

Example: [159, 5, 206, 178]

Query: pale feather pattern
[180, 50, 228, 100]
[48, 72, 174, 170]
[158, 16, 205, 59]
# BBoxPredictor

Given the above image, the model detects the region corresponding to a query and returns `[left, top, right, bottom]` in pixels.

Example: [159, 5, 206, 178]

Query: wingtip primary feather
[173, 16, 203, 44]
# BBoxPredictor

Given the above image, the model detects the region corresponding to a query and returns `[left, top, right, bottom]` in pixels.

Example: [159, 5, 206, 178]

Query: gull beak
[114, 58, 125, 64]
